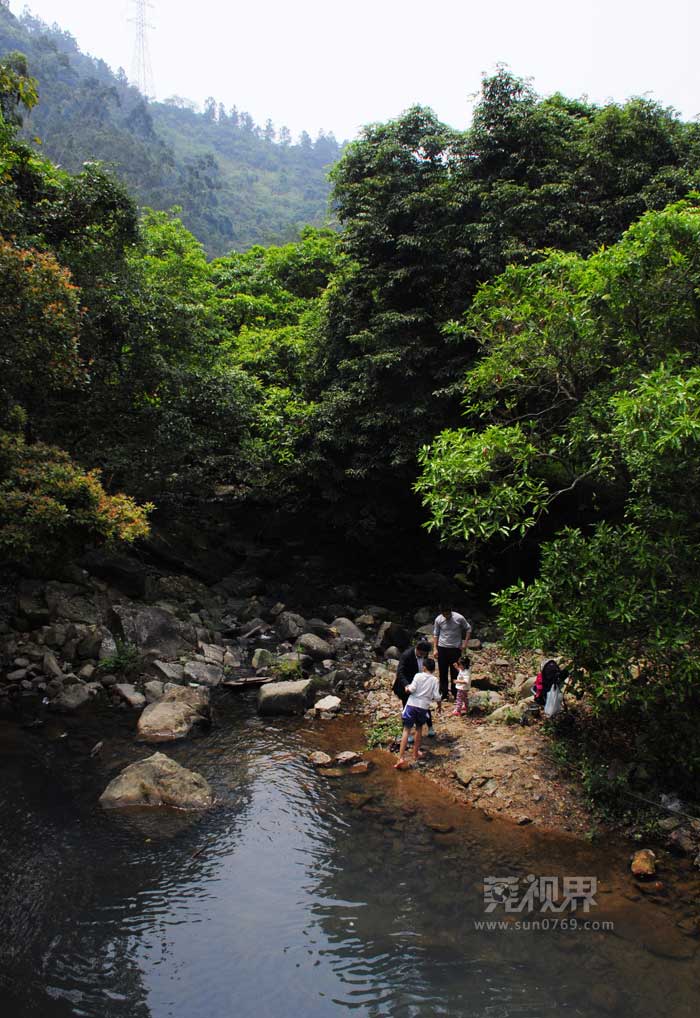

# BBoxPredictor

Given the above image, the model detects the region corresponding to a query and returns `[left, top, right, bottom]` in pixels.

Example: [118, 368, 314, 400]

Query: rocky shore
[2, 551, 700, 877]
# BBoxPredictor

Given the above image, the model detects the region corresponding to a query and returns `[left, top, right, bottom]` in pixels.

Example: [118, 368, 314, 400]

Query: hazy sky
[10, 0, 699, 140]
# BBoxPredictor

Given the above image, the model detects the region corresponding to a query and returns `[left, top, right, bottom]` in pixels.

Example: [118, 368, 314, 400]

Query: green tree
[417, 200, 700, 785]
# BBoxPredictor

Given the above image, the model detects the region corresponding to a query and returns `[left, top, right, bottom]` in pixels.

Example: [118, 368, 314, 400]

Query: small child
[395, 658, 441, 769]
[452, 656, 471, 717]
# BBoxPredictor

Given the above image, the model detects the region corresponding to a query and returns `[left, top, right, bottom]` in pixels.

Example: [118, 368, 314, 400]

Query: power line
[129, 0, 155, 99]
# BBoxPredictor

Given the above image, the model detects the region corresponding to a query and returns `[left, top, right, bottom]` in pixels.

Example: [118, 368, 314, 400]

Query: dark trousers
[437, 646, 461, 699]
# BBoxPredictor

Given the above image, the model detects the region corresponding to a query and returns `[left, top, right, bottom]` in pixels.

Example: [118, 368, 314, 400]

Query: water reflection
[0, 696, 698, 1018]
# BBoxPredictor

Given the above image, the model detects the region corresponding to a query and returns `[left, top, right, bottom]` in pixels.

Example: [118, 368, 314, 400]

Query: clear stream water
[0, 692, 698, 1018]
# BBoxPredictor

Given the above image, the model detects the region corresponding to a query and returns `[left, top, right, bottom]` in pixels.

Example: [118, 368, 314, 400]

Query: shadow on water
[0, 697, 699, 1018]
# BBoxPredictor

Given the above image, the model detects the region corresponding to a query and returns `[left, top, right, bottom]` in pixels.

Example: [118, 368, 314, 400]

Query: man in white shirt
[433, 607, 471, 700]
[395, 658, 441, 769]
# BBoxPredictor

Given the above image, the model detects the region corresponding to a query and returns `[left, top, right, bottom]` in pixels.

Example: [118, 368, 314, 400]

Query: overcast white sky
[9, 1, 699, 140]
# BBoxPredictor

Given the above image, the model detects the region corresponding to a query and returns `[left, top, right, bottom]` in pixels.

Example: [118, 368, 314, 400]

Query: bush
[0, 429, 151, 567]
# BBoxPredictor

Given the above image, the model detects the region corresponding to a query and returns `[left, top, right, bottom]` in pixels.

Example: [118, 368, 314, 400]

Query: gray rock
[486, 705, 522, 724]
[489, 742, 520, 754]
[144, 680, 165, 703]
[77, 629, 103, 660]
[100, 673, 118, 687]
[240, 617, 269, 638]
[17, 582, 50, 626]
[296, 633, 333, 660]
[375, 621, 410, 653]
[78, 663, 96, 680]
[99, 631, 118, 661]
[114, 683, 147, 708]
[306, 618, 333, 638]
[42, 652, 63, 679]
[183, 661, 223, 687]
[257, 679, 315, 716]
[137, 685, 210, 742]
[468, 690, 504, 711]
[308, 751, 332, 767]
[45, 677, 64, 698]
[99, 751, 213, 809]
[335, 751, 362, 765]
[152, 660, 185, 684]
[467, 638, 482, 650]
[252, 648, 276, 669]
[223, 647, 243, 668]
[384, 646, 401, 661]
[7, 668, 28, 682]
[52, 684, 91, 711]
[45, 583, 99, 624]
[668, 829, 697, 856]
[112, 605, 195, 659]
[314, 695, 341, 714]
[276, 612, 307, 641]
[198, 642, 225, 665]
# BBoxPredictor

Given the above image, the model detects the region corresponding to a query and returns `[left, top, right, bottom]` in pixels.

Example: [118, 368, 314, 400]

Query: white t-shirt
[455, 668, 471, 690]
[406, 672, 441, 710]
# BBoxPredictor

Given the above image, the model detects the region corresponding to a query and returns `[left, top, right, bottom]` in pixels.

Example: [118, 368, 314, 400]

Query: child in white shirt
[395, 658, 441, 769]
[452, 656, 471, 717]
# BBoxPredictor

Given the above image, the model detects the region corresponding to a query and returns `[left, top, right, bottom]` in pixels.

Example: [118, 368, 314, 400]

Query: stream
[0, 691, 698, 1017]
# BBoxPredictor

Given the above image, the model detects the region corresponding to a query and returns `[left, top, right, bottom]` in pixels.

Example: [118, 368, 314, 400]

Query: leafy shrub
[98, 639, 141, 676]
[0, 430, 151, 566]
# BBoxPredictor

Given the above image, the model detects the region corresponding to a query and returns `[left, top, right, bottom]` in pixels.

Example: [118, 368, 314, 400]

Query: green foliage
[0, 430, 151, 566]
[366, 716, 403, 750]
[0, 49, 37, 127]
[98, 638, 141, 676]
[272, 659, 304, 680]
[0, 236, 82, 420]
[419, 200, 700, 786]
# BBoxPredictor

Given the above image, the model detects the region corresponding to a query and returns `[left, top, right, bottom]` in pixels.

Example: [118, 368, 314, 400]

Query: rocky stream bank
[2, 551, 700, 908]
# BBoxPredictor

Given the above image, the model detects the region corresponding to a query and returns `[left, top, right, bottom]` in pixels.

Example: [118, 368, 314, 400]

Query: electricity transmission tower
[129, 0, 156, 99]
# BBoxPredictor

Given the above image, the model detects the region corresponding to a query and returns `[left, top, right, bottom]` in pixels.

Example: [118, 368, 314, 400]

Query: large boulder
[112, 605, 195, 659]
[99, 752, 213, 809]
[331, 617, 364, 641]
[257, 679, 315, 716]
[137, 686, 211, 743]
[296, 633, 333, 660]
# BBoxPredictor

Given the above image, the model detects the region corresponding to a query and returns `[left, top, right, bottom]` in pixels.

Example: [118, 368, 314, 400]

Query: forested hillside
[3, 40, 700, 788]
[0, 4, 341, 254]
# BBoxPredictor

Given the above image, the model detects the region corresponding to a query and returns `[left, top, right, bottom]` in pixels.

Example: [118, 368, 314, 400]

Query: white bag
[544, 684, 563, 717]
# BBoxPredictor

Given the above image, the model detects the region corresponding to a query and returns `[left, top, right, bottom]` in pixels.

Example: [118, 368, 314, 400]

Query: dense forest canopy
[2, 19, 700, 785]
[0, 4, 342, 255]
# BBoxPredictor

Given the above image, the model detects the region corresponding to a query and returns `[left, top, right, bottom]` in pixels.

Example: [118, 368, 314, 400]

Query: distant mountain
[0, 5, 342, 254]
